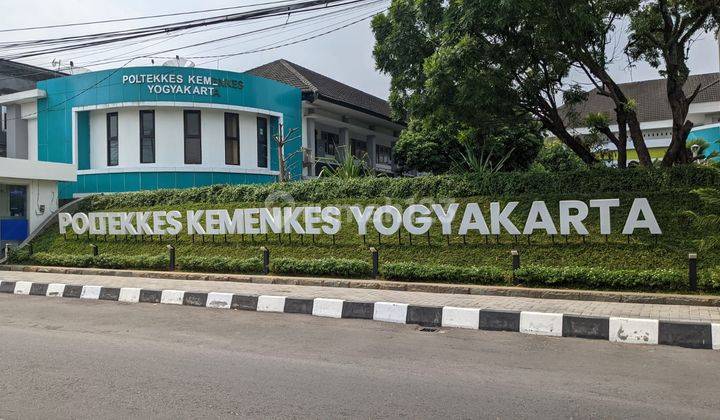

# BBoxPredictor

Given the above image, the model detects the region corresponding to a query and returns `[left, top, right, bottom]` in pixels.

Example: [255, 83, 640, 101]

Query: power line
[0, 0, 298, 34]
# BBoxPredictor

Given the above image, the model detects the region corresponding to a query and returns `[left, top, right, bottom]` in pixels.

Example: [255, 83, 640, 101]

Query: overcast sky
[3, 0, 719, 100]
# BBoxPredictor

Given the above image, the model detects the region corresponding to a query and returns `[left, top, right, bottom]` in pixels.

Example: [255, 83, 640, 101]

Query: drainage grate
[418, 326, 439, 332]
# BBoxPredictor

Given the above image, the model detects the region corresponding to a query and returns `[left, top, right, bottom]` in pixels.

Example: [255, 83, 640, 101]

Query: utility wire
[0, 0, 298, 33]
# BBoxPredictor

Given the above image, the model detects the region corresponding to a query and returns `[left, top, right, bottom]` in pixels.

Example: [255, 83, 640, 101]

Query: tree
[272, 124, 301, 182]
[627, 0, 720, 166]
[372, 0, 552, 172]
[372, 0, 662, 169]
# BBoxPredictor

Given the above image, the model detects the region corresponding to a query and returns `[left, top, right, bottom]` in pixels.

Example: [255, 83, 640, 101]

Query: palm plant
[318, 146, 372, 179]
[684, 188, 720, 251]
[450, 142, 514, 175]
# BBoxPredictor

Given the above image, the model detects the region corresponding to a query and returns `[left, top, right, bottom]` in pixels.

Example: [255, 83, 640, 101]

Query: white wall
[0, 178, 58, 233]
[88, 106, 272, 172]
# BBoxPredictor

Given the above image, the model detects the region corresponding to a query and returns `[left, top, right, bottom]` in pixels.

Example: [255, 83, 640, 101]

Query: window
[140, 110, 155, 164]
[351, 139, 367, 159]
[376, 144, 392, 165]
[225, 113, 240, 165]
[106, 112, 119, 166]
[8, 185, 27, 218]
[316, 131, 339, 157]
[184, 110, 202, 164]
[257, 116, 268, 168]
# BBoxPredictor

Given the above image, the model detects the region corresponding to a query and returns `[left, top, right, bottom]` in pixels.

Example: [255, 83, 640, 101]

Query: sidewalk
[2, 270, 719, 323]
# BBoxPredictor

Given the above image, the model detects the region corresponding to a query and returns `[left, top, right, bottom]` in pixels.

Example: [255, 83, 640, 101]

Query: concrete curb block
[4, 264, 720, 308]
[1, 279, 717, 351]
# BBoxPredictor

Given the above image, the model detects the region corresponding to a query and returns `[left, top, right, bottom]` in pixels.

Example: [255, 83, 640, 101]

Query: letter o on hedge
[373, 205, 402, 235]
[71, 213, 90, 235]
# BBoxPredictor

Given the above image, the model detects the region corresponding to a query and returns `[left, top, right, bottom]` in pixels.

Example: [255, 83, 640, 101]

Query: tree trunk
[661, 64, 693, 166]
[553, 127, 597, 165]
[616, 114, 628, 169]
[583, 61, 652, 166]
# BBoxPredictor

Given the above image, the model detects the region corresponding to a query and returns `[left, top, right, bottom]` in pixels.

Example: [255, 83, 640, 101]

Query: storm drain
[418, 326, 439, 332]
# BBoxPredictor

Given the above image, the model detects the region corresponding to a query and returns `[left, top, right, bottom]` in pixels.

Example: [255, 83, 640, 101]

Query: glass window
[351, 139, 367, 159]
[257, 116, 268, 168]
[107, 112, 119, 166]
[376, 144, 392, 165]
[316, 131, 339, 157]
[8, 185, 27, 218]
[184, 110, 202, 164]
[140, 110, 155, 164]
[225, 113, 240, 165]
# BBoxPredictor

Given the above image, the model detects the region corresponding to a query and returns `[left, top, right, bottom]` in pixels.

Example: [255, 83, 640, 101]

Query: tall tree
[372, 0, 597, 168]
[627, 0, 720, 166]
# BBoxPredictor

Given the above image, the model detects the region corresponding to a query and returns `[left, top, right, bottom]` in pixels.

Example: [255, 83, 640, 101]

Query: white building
[247, 60, 404, 176]
[564, 72, 720, 162]
[0, 60, 74, 247]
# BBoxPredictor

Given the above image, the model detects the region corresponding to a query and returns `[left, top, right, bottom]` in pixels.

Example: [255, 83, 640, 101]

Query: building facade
[0, 60, 71, 248]
[563, 72, 720, 163]
[0, 60, 403, 244]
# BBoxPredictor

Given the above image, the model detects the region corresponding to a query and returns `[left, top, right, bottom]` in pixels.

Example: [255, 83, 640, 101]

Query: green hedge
[9, 251, 719, 293]
[270, 257, 372, 278]
[514, 265, 688, 291]
[87, 166, 720, 209]
[23, 252, 169, 270]
[381, 262, 508, 284]
[177, 256, 263, 274]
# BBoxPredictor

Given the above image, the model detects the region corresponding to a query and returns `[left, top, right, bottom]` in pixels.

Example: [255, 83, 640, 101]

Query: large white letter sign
[373, 205, 402, 235]
[350, 206, 375, 235]
[321, 207, 341, 235]
[622, 198, 662, 235]
[559, 200, 589, 235]
[431, 203, 459, 235]
[403, 205, 433, 235]
[58, 213, 72, 234]
[590, 199, 620, 235]
[490, 202, 520, 235]
[458, 203, 490, 235]
[523, 201, 558, 235]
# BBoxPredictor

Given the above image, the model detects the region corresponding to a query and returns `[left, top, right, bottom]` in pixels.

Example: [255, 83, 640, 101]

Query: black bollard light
[511, 250, 520, 284]
[370, 247, 379, 279]
[689, 253, 698, 291]
[167, 245, 176, 271]
[90, 244, 99, 257]
[261, 246, 270, 275]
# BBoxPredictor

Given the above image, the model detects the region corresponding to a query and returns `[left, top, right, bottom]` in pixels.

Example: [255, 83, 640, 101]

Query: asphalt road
[0, 295, 718, 419]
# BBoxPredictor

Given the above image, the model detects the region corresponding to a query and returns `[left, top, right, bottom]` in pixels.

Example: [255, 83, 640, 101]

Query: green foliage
[20, 252, 169, 270]
[271, 257, 372, 278]
[514, 265, 689, 292]
[86, 166, 720, 209]
[177, 256, 263, 274]
[532, 143, 586, 172]
[381, 262, 508, 284]
[372, 0, 545, 174]
[684, 188, 720, 251]
[318, 146, 372, 179]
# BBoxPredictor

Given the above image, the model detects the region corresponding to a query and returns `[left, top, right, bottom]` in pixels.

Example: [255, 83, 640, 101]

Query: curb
[3, 264, 720, 308]
[1, 279, 718, 351]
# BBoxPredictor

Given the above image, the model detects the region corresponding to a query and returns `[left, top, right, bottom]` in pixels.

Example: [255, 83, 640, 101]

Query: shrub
[514, 265, 688, 291]
[178, 256, 262, 274]
[22, 252, 168, 270]
[381, 262, 508, 284]
[87, 166, 720, 209]
[271, 257, 372, 278]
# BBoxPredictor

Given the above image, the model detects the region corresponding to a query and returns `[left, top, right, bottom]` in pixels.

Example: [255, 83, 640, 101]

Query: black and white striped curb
[2, 280, 718, 350]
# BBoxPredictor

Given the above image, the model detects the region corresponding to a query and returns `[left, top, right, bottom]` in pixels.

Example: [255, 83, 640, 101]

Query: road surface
[0, 294, 718, 419]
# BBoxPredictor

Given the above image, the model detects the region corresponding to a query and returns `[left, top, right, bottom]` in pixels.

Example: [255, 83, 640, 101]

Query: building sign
[58, 198, 661, 237]
[122, 73, 244, 97]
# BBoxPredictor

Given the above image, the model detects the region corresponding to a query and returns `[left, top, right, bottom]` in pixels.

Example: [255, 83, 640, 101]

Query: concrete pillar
[306, 118, 316, 177]
[366, 135, 376, 168]
[5, 105, 27, 159]
[339, 128, 350, 159]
